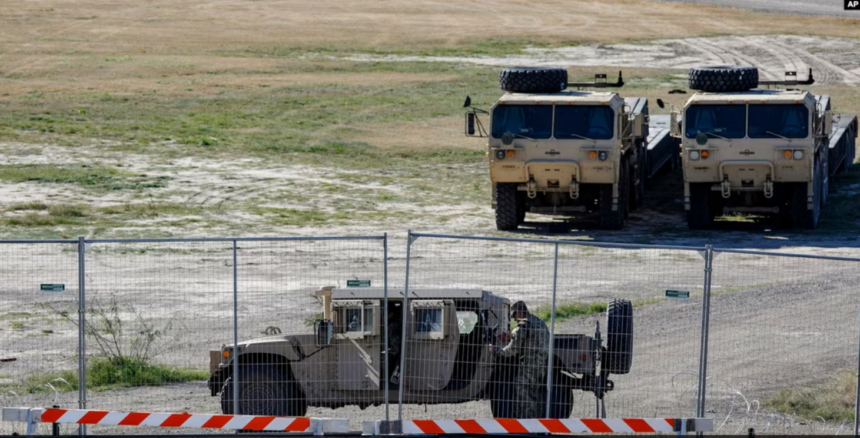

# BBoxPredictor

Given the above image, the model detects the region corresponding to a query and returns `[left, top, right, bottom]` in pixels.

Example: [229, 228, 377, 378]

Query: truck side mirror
[633, 113, 644, 137]
[669, 113, 681, 138]
[314, 319, 333, 347]
[466, 113, 476, 136]
[824, 112, 833, 136]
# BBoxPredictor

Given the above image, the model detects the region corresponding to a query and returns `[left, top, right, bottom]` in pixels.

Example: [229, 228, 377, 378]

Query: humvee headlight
[700, 150, 709, 159]
[690, 150, 700, 160]
[598, 151, 608, 161]
[793, 150, 804, 160]
[506, 150, 515, 158]
[495, 150, 506, 160]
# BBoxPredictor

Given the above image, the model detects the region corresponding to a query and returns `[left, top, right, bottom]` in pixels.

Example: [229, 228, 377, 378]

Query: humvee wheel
[548, 374, 573, 419]
[495, 183, 521, 231]
[598, 157, 629, 229]
[687, 183, 714, 230]
[688, 66, 758, 92]
[220, 365, 307, 417]
[604, 299, 633, 375]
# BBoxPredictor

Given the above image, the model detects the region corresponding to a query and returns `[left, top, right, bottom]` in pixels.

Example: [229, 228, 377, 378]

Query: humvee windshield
[555, 106, 614, 139]
[491, 105, 552, 138]
[749, 104, 808, 138]
[685, 105, 745, 138]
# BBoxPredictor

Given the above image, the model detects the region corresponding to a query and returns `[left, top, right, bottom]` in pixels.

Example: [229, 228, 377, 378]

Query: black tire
[499, 67, 567, 93]
[516, 191, 527, 225]
[687, 183, 714, 230]
[547, 376, 574, 419]
[495, 183, 520, 231]
[604, 299, 633, 375]
[220, 365, 307, 417]
[598, 157, 629, 229]
[489, 359, 518, 418]
[688, 66, 758, 92]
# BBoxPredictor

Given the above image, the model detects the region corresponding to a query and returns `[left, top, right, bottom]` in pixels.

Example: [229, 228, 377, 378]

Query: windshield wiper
[564, 133, 597, 142]
[764, 130, 791, 141]
[702, 131, 730, 141]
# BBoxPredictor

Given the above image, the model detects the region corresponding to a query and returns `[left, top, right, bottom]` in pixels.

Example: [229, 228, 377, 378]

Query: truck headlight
[793, 150, 803, 160]
[598, 151, 608, 161]
[690, 150, 700, 160]
[495, 150, 506, 160]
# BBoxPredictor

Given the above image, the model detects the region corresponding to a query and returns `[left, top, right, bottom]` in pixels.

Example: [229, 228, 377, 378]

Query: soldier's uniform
[497, 307, 550, 418]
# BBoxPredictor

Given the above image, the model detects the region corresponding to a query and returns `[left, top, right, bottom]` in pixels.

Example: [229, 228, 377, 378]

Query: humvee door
[332, 300, 382, 390]
[404, 300, 459, 391]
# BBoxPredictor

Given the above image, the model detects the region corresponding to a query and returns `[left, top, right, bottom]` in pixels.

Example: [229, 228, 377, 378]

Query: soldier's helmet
[511, 300, 529, 315]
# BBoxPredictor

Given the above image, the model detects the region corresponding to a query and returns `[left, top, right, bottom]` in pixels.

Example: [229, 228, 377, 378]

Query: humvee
[667, 65, 858, 229]
[207, 287, 634, 419]
[464, 67, 674, 230]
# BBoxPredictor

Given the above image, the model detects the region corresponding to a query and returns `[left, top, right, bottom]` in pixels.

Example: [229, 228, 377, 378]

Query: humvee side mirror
[656, 98, 665, 109]
[314, 319, 333, 347]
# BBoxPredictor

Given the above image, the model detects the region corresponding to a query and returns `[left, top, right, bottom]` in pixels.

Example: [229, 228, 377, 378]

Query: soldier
[489, 300, 550, 418]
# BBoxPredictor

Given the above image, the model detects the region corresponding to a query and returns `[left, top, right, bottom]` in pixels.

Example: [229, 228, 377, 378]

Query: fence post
[383, 233, 390, 422]
[398, 231, 413, 421]
[77, 236, 87, 436]
[544, 243, 559, 418]
[232, 240, 239, 416]
[695, 244, 714, 431]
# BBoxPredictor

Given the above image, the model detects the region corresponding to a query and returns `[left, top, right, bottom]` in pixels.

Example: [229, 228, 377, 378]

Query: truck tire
[688, 66, 758, 92]
[599, 157, 629, 229]
[604, 299, 633, 375]
[547, 369, 574, 419]
[220, 365, 307, 417]
[489, 359, 518, 419]
[495, 183, 521, 231]
[687, 183, 714, 230]
[517, 191, 527, 225]
[499, 67, 567, 93]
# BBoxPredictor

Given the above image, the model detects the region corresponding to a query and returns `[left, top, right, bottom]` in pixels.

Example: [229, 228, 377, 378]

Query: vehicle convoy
[208, 286, 634, 419]
[670, 66, 858, 229]
[464, 67, 675, 230]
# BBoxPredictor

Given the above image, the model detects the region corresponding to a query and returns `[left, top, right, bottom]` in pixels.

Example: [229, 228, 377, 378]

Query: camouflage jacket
[498, 314, 550, 364]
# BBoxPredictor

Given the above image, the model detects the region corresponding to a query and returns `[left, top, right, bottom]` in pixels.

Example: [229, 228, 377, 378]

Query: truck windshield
[685, 105, 745, 139]
[554, 106, 614, 140]
[748, 104, 809, 139]
[491, 105, 552, 139]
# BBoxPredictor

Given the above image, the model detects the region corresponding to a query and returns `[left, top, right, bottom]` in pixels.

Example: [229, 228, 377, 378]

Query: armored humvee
[668, 66, 858, 229]
[464, 67, 674, 230]
[208, 287, 633, 419]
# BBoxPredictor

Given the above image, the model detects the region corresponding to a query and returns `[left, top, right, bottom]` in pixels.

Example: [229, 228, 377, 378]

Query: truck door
[404, 300, 459, 392]
[332, 300, 382, 390]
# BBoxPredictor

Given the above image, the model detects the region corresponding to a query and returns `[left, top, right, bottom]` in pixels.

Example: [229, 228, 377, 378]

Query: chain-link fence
[3, 233, 860, 436]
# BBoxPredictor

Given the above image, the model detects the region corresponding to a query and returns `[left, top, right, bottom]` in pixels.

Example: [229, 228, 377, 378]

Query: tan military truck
[207, 287, 634, 419]
[464, 67, 670, 230]
[668, 66, 857, 229]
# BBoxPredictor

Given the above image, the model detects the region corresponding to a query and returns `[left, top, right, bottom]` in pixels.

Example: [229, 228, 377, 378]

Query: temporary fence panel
[402, 234, 557, 422]
[0, 240, 80, 436]
[705, 249, 860, 435]
[234, 237, 387, 431]
[554, 243, 707, 421]
[82, 239, 235, 434]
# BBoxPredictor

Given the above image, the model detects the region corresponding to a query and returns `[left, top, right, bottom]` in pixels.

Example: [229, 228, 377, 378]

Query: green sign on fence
[347, 280, 371, 288]
[40, 284, 65, 292]
[665, 289, 690, 299]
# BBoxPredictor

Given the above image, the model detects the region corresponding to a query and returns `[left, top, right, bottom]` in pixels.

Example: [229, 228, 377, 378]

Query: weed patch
[0, 164, 169, 191]
[765, 370, 857, 422]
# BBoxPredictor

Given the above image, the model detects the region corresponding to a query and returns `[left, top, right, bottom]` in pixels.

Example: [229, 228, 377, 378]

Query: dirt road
[657, 0, 858, 18]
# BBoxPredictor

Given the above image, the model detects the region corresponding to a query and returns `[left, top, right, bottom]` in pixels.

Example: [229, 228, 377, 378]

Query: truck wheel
[688, 66, 758, 92]
[495, 183, 520, 231]
[687, 183, 714, 230]
[548, 376, 574, 419]
[220, 365, 307, 417]
[499, 67, 567, 93]
[489, 360, 518, 418]
[598, 158, 629, 229]
[517, 191, 527, 225]
[604, 299, 633, 375]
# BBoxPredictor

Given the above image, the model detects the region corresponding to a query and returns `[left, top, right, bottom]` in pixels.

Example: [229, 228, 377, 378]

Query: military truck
[207, 287, 634, 419]
[667, 66, 858, 229]
[464, 67, 673, 230]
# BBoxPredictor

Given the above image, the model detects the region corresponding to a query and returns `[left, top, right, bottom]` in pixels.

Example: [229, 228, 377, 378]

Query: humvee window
[491, 105, 552, 139]
[416, 309, 443, 333]
[685, 105, 745, 138]
[456, 311, 479, 335]
[748, 104, 809, 139]
[554, 106, 614, 140]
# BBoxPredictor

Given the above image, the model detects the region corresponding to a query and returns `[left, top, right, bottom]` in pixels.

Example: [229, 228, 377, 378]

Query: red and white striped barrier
[2, 407, 349, 435]
[363, 418, 713, 435]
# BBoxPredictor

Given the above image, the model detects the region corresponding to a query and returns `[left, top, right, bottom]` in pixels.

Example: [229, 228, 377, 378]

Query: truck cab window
[685, 105, 746, 138]
[748, 104, 809, 138]
[555, 106, 614, 139]
[491, 105, 552, 139]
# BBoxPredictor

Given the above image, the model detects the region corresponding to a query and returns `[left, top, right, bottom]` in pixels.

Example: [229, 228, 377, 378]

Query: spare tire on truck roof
[688, 65, 759, 92]
[499, 67, 568, 93]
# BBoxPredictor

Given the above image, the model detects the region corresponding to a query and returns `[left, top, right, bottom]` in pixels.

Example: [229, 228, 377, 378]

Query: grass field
[0, 0, 858, 240]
